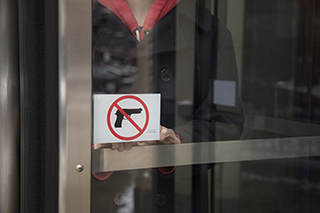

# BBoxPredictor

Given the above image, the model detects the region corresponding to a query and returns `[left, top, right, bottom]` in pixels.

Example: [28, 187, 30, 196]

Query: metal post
[0, 0, 20, 212]
[58, 0, 92, 212]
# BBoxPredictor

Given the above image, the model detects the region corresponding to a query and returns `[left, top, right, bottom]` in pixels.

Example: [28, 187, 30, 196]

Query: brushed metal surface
[0, 0, 20, 212]
[93, 136, 320, 173]
[58, 0, 92, 212]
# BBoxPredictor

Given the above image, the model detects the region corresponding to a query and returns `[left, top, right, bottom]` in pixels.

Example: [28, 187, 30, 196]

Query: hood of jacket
[98, 0, 181, 40]
[93, 0, 223, 58]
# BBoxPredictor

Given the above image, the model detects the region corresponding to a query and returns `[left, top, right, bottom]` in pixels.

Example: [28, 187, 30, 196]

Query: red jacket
[98, 0, 180, 40]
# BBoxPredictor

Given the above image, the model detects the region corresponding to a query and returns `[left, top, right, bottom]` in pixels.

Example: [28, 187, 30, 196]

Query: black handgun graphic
[115, 108, 142, 128]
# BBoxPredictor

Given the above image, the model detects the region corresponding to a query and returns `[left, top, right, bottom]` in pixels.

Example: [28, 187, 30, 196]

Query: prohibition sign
[107, 95, 150, 141]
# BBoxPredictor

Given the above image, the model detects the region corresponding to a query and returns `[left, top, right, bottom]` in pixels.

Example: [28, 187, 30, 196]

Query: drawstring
[134, 27, 150, 41]
[144, 30, 150, 35]
[134, 27, 141, 42]
[134, 27, 153, 42]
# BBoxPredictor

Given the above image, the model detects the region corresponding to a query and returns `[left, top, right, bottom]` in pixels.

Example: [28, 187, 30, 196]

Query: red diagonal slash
[115, 103, 142, 132]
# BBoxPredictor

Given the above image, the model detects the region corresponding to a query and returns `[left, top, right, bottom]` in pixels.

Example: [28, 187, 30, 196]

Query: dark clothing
[92, 0, 244, 212]
[93, 0, 243, 140]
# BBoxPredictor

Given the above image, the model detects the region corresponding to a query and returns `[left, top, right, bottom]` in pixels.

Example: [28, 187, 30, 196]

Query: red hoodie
[98, 0, 180, 41]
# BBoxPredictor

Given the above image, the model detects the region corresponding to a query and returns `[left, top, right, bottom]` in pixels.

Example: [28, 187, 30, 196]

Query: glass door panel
[90, 0, 320, 212]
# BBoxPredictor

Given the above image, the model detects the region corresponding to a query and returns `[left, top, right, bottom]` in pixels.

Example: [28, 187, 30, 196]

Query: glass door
[91, 0, 243, 212]
[56, 0, 320, 212]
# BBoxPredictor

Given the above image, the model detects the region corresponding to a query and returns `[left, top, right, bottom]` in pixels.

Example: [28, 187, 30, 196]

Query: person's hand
[159, 125, 180, 144]
[93, 126, 180, 152]
[137, 126, 180, 146]
[93, 142, 136, 152]
[92, 126, 180, 179]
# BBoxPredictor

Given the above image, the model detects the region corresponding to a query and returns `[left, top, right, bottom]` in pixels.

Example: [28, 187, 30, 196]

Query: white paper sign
[94, 94, 160, 144]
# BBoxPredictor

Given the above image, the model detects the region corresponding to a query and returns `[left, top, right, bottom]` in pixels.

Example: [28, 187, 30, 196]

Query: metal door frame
[58, 0, 92, 212]
[0, 0, 20, 212]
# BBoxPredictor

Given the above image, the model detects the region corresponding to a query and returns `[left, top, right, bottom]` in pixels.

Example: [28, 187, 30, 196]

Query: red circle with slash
[107, 95, 150, 140]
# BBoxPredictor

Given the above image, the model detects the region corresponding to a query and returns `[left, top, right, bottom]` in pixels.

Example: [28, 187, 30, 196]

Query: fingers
[137, 141, 157, 146]
[93, 143, 112, 149]
[159, 126, 180, 144]
[111, 142, 136, 152]
[125, 142, 134, 150]
[94, 126, 179, 152]
[137, 141, 148, 146]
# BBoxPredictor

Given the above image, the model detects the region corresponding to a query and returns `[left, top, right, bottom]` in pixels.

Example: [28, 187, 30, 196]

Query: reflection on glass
[92, 0, 243, 144]
[91, 0, 320, 212]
